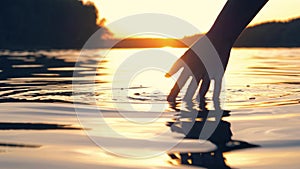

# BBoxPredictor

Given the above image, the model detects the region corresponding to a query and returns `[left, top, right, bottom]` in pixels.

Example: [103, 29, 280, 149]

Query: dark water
[0, 50, 80, 103]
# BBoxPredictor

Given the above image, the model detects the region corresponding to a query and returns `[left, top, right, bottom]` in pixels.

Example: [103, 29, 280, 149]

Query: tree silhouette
[235, 18, 300, 47]
[0, 0, 111, 50]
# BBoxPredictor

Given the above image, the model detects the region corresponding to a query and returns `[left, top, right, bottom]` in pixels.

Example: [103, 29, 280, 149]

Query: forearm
[206, 0, 268, 59]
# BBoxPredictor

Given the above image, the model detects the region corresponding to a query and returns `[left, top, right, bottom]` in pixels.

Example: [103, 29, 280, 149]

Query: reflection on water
[0, 50, 104, 104]
[0, 122, 81, 130]
[0, 48, 300, 109]
[1, 48, 299, 168]
[167, 101, 259, 168]
[0, 142, 40, 148]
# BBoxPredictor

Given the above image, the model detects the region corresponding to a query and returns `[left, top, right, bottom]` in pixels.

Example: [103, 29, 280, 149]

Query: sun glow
[87, 0, 300, 38]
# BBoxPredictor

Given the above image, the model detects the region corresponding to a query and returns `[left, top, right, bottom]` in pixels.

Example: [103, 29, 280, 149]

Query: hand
[165, 35, 225, 104]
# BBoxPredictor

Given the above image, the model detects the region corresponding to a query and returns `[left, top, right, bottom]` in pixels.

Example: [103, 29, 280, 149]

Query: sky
[88, 0, 300, 38]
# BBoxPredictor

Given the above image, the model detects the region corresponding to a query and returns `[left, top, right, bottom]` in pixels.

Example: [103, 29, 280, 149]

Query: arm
[207, 0, 269, 67]
[166, 0, 269, 104]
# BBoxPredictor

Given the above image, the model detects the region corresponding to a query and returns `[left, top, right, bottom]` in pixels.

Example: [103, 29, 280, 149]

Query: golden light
[87, 0, 300, 38]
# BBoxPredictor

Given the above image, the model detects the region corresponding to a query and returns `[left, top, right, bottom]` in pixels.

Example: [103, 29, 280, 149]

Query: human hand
[165, 35, 225, 104]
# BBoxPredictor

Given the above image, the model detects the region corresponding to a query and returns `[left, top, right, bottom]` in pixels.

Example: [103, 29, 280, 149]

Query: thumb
[165, 59, 184, 78]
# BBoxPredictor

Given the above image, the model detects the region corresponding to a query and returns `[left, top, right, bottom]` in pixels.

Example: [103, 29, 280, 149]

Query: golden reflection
[94, 48, 300, 110]
[224, 148, 300, 168]
[95, 48, 186, 109]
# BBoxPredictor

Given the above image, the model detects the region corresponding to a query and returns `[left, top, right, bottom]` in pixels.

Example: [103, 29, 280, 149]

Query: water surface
[1, 48, 299, 110]
[1, 48, 300, 168]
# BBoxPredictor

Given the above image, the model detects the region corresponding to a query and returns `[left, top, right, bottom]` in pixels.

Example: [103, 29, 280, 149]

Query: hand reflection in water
[166, 100, 259, 169]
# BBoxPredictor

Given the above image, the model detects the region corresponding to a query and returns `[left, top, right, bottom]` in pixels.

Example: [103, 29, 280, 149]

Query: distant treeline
[182, 17, 300, 48]
[235, 18, 300, 47]
[1, 0, 299, 50]
[0, 0, 110, 50]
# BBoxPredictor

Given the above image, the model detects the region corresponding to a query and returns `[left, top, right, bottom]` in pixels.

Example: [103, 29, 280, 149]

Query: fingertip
[165, 73, 171, 78]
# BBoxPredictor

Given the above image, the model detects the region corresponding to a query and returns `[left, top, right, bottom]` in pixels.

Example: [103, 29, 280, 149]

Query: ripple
[32, 73, 60, 77]
[12, 64, 44, 68]
[1, 48, 300, 110]
[48, 67, 92, 71]
[0, 122, 81, 130]
[0, 143, 40, 148]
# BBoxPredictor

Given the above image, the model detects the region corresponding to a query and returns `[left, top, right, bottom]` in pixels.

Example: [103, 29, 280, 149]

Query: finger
[212, 76, 223, 110]
[183, 75, 202, 102]
[212, 77, 222, 101]
[174, 69, 190, 91]
[198, 75, 211, 100]
[165, 58, 184, 78]
[167, 69, 190, 102]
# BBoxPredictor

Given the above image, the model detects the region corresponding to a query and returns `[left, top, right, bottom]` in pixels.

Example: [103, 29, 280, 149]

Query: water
[1, 48, 300, 169]
[1, 48, 300, 110]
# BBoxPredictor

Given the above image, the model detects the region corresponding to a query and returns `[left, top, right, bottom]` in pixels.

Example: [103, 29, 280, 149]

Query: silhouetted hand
[165, 35, 225, 104]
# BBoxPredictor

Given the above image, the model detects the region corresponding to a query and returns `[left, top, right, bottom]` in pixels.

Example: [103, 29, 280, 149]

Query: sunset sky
[89, 0, 300, 38]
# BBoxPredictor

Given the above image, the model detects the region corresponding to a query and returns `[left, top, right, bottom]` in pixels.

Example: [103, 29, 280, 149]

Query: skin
[166, 0, 269, 104]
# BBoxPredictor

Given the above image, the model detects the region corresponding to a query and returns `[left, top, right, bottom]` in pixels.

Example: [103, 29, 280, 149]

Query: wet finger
[165, 58, 184, 78]
[183, 75, 202, 102]
[167, 69, 190, 102]
[198, 75, 211, 100]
